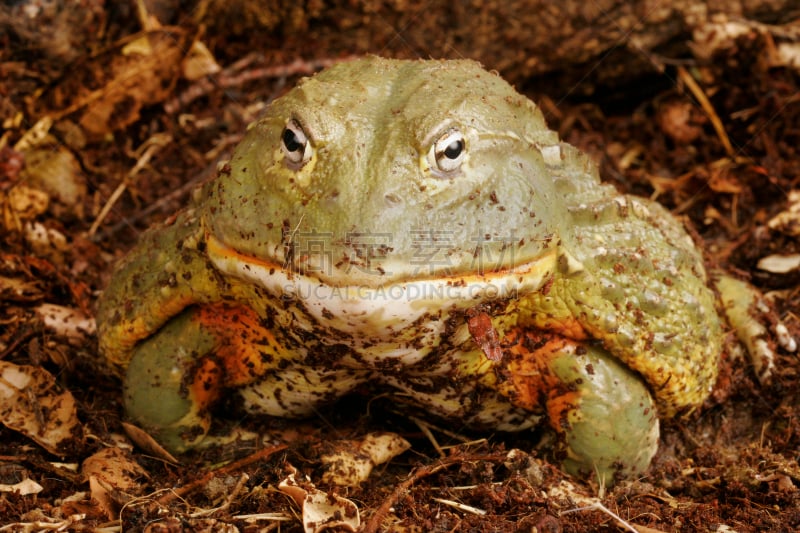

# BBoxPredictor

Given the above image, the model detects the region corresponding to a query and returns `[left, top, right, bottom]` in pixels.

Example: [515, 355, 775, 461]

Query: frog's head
[202, 57, 578, 296]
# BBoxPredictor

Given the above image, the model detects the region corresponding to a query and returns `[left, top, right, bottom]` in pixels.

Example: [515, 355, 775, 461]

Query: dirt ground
[1, 2, 800, 532]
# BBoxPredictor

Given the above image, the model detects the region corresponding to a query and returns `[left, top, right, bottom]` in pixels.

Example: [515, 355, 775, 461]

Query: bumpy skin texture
[98, 57, 753, 483]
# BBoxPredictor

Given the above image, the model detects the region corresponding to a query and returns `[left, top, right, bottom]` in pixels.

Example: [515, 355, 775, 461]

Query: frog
[96, 56, 793, 484]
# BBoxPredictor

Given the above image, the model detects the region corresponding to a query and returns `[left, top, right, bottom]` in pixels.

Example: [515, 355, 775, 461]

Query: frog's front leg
[495, 329, 659, 485]
[714, 273, 796, 382]
[124, 303, 294, 452]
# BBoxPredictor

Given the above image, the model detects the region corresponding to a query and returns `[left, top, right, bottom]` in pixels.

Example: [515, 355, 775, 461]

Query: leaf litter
[0, 2, 799, 531]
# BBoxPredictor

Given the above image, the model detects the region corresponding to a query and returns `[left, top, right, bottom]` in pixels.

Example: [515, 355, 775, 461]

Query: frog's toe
[776, 322, 798, 353]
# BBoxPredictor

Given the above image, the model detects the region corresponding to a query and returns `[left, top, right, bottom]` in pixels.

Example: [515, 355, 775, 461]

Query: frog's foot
[714, 274, 797, 383]
[124, 303, 293, 453]
[495, 329, 659, 485]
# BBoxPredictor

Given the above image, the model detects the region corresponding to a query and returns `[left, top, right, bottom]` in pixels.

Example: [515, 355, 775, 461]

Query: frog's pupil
[444, 140, 463, 159]
[283, 128, 303, 152]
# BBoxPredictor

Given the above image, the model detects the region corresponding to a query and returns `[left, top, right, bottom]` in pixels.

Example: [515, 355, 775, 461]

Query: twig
[189, 472, 250, 518]
[431, 497, 487, 516]
[164, 55, 362, 114]
[90, 161, 214, 243]
[387, 405, 474, 444]
[408, 415, 446, 458]
[47, 27, 190, 122]
[361, 452, 507, 533]
[88, 132, 173, 239]
[0, 326, 35, 360]
[563, 501, 642, 533]
[677, 66, 736, 158]
[232, 512, 291, 522]
[156, 443, 288, 506]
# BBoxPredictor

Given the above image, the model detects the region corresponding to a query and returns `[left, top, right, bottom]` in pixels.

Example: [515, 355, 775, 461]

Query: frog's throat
[206, 233, 557, 330]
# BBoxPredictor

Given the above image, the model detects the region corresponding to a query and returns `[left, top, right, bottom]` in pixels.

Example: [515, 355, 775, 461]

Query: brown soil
[1, 2, 799, 531]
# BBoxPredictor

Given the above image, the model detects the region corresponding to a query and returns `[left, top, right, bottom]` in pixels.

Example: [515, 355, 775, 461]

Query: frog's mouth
[206, 233, 558, 331]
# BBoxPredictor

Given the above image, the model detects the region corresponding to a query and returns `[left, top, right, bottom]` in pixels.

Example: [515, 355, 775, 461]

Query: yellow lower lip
[206, 233, 557, 329]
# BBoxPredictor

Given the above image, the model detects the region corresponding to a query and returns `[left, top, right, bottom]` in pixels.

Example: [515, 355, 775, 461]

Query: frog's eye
[428, 129, 466, 175]
[281, 119, 313, 168]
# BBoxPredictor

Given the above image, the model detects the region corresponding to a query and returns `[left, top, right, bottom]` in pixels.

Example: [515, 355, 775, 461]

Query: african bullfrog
[96, 57, 791, 484]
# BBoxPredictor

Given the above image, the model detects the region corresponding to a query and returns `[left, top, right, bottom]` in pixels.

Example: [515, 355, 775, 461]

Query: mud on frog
[96, 56, 794, 484]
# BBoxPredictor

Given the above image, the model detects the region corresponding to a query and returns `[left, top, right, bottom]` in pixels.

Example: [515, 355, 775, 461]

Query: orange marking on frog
[532, 316, 589, 341]
[189, 356, 223, 409]
[194, 303, 285, 387]
[495, 328, 583, 430]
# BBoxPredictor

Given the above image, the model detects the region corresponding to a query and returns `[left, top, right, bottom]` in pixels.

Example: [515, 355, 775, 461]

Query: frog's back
[520, 144, 723, 415]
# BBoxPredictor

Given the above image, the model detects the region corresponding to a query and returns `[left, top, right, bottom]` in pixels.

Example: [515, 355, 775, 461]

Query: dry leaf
[279, 472, 360, 533]
[47, 29, 189, 138]
[82, 447, 148, 519]
[18, 136, 86, 216]
[707, 165, 743, 194]
[0, 274, 43, 302]
[692, 16, 754, 60]
[656, 100, 704, 145]
[24, 222, 69, 263]
[35, 303, 96, 345]
[13, 116, 54, 152]
[121, 421, 180, 464]
[776, 42, 800, 70]
[0, 478, 44, 495]
[3, 185, 49, 232]
[182, 40, 221, 81]
[0, 360, 84, 456]
[767, 190, 800, 236]
[320, 432, 411, 487]
[757, 254, 800, 274]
